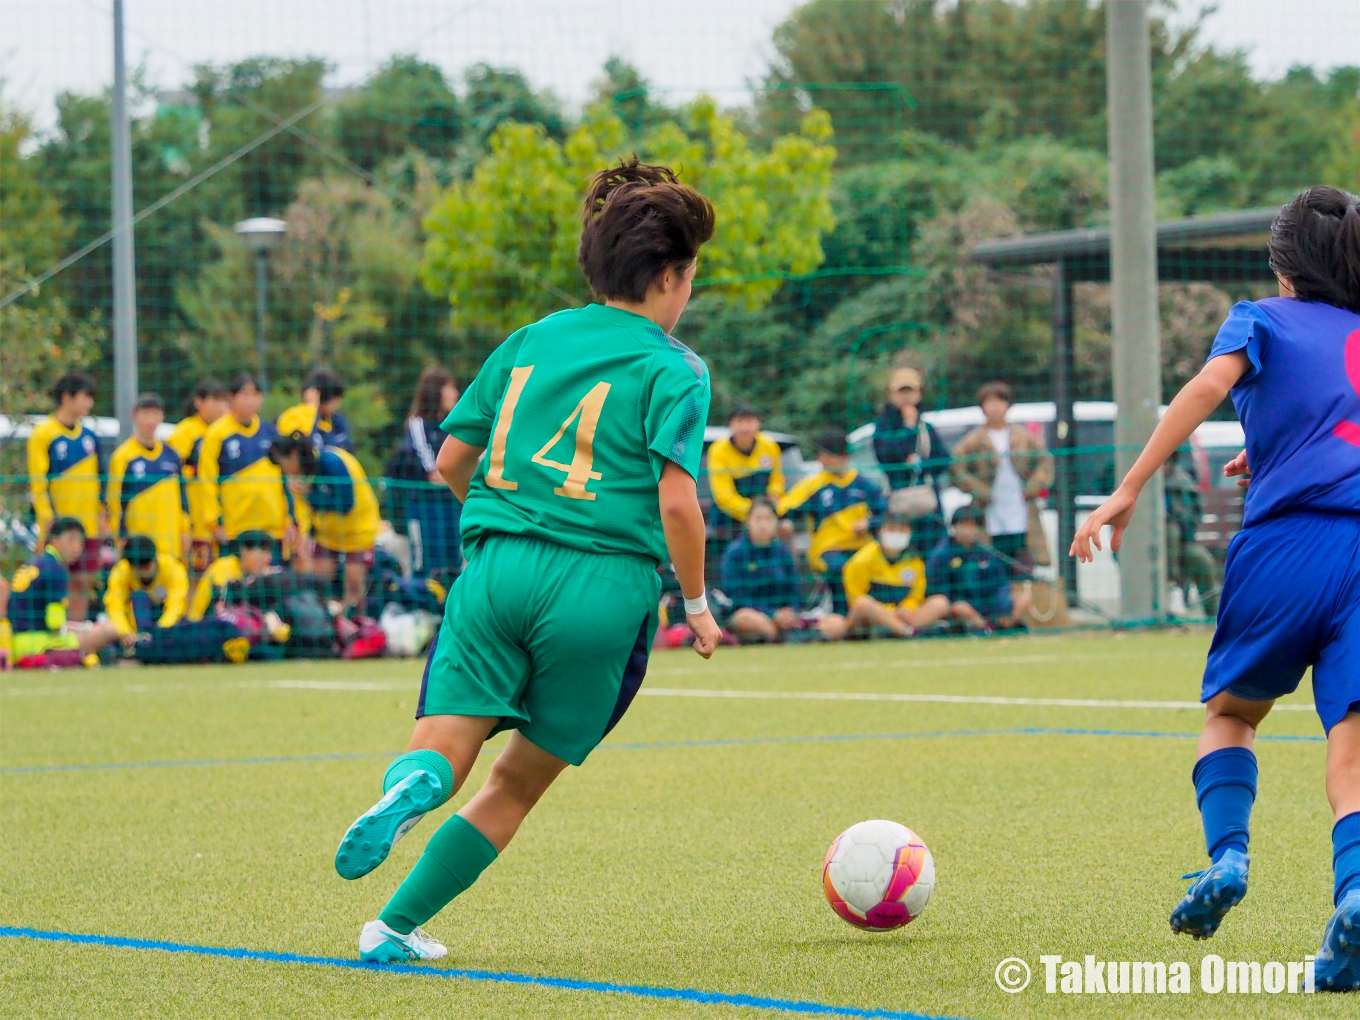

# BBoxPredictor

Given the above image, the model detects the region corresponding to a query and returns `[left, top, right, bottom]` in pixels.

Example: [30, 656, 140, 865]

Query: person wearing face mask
[841, 511, 951, 638]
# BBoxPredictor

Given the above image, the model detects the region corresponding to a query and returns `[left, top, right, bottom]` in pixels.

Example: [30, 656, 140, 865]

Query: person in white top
[949, 381, 1055, 572]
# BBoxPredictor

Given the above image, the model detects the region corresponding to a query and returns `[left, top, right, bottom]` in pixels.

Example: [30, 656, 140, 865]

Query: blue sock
[1334, 811, 1360, 905]
[1192, 747, 1257, 863]
[382, 749, 454, 806]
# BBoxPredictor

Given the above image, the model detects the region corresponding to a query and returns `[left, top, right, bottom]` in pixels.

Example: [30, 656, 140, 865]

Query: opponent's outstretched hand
[1069, 486, 1138, 563]
[1223, 449, 1251, 488]
[687, 607, 721, 659]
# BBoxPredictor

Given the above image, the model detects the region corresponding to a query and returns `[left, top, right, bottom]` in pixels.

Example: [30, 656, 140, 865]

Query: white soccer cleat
[358, 919, 448, 964]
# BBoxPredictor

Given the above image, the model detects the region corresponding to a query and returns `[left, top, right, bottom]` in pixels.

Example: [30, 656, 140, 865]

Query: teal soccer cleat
[335, 769, 443, 881]
[1314, 889, 1360, 991]
[1169, 849, 1249, 940]
[358, 919, 448, 964]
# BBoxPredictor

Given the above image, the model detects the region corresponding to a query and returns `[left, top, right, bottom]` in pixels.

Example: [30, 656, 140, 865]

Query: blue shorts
[1203, 513, 1360, 732]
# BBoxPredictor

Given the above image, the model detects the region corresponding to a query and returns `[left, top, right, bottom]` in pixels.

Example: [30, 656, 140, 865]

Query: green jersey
[442, 303, 711, 566]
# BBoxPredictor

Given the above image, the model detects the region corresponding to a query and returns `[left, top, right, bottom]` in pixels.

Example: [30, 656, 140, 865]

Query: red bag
[339, 616, 386, 660]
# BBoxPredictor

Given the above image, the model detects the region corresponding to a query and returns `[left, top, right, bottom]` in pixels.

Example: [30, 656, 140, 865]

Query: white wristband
[683, 594, 708, 616]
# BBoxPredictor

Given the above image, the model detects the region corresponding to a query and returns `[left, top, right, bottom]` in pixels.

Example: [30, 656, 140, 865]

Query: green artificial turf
[1, 630, 1352, 1018]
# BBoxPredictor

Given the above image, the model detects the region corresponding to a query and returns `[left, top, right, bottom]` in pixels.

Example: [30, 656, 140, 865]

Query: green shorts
[417, 533, 661, 766]
[12, 631, 80, 658]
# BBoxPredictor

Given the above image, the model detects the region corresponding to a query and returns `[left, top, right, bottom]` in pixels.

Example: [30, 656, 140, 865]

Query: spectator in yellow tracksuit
[275, 368, 353, 454]
[187, 530, 277, 622]
[777, 430, 886, 614]
[196, 374, 294, 552]
[842, 512, 951, 638]
[104, 536, 189, 647]
[166, 379, 228, 575]
[27, 370, 106, 621]
[272, 432, 379, 611]
[706, 405, 784, 535]
[108, 393, 189, 562]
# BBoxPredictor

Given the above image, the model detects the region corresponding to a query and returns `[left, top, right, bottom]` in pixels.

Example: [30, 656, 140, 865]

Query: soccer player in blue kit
[1074, 187, 1360, 990]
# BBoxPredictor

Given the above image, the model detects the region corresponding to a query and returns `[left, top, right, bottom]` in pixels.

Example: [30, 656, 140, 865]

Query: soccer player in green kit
[336, 160, 723, 963]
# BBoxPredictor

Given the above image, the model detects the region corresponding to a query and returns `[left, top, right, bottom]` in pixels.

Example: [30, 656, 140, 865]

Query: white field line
[638, 688, 1318, 712]
[646, 651, 1166, 677]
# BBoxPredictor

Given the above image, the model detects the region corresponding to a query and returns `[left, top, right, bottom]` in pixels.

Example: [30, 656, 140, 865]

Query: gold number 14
[485, 365, 611, 502]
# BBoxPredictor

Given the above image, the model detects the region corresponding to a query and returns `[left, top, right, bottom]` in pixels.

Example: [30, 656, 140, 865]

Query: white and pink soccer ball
[823, 820, 934, 931]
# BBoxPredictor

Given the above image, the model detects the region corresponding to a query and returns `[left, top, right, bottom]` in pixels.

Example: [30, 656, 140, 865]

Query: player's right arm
[1071, 350, 1249, 562]
[659, 462, 719, 659]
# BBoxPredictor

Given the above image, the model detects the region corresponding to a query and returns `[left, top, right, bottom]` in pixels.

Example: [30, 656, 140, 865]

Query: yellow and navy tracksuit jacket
[188, 555, 244, 622]
[275, 403, 353, 453]
[107, 439, 188, 560]
[706, 434, 785, 525]
[197, 415, 292, 541]
[105, 554, 188, 636]
[8, 546, 70, 634]
[302, 448, 380, 554]
[166, 414, 216, 543]
[776, 469, 886, 573]
[27, 416, 104, 537]
[842, 541, 927, 612]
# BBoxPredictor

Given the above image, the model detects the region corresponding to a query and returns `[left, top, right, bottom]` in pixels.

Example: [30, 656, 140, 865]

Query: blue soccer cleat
[1169, 849, 1249, 940]
[1314, 889, 1360, 991]
[358, 919, 447, 964]
[335, 769, 443, 881]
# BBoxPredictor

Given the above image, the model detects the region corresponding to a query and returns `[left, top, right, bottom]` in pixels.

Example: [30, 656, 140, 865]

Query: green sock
[379, 814, 498, 934]
[382, 749, 454, 804]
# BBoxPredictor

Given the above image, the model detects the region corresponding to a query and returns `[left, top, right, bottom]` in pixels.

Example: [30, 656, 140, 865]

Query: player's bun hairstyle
[52, 370, 95, 404]
[123, 535, 158, 567]
[48, 516, 86, 540]
[577, 158, 715, 303]
[1268, 186, 1360, 313]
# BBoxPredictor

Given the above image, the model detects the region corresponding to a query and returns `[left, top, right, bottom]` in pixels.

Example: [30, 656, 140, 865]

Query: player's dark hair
[270, 431, 318, 474]
[305, 368, 345, 403]
[747, 497, 777, 518]
[236, 529, 273, 553]
[729, 403, 760, 422]
[135, 392, 164, 412]
[123, 535, 158, 567]
[410, 367, 455, 421]
[977, 380, 1014, 407]
[1268, 186, 1360, 312]
[815, 430, 848, 457]
[952, 504, 985, 528]
[577, 158, 715, 303]
[48, 516, 86, 540]
[51, 370, 95, 405]
[228, 373, 260, 396]
[187, 379, 226, 416]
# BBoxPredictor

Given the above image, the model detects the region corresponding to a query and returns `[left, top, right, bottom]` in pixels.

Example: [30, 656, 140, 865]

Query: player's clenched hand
[687, 608, 721, 659]
[1223, 449, 1251, 489]
[1069, 485, 1138, 563]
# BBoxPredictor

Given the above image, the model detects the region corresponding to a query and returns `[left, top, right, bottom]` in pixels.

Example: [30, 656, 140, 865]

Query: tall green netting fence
[2, 0, 1356, 660]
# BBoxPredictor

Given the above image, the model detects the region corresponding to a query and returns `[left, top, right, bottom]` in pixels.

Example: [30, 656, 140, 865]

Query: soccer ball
[822, 820, 934, 931]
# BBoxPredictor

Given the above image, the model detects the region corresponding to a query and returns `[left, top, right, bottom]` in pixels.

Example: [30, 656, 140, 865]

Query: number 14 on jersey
[485, 366, 612, 501]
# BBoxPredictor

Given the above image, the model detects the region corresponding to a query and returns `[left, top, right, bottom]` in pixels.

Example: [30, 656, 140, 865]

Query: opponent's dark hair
[577, 158, 715, 303]
[51, 370, 95, 405]
[304, 368, 345, 403]
[48, 516, 86, 540]
[228, 373, 260, 396]
[123, 535, 158, 567]
[1268, 186, 1360, 312]
[409, 367, 455, 421]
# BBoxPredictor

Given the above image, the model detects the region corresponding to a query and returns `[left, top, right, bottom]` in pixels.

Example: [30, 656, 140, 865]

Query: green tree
[419, 99, 837, 337]
[464, 64, 567, 147]
[0, 101, 71, 275]
[335, 55, 463, 171]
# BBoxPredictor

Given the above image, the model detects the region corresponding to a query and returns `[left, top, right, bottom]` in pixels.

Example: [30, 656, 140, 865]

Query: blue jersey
[8, 547, 70, 633]
[1208, 297, 1360, 528]
[719, 535, 800, 615]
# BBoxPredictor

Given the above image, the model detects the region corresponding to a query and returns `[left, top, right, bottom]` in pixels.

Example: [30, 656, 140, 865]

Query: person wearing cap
[107, 392, 190, 562]
[104, 534, 189, 646]
[706, 405, 785, 537]
[925, 504, 1031, 632]
[872, 364, 950, 555]
[777, 430, 886, 614]
[842, 511, 951, 638]
[950, 380, 1054, 573]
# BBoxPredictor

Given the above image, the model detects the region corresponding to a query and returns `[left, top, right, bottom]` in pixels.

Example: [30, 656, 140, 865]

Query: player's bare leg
[901, 594, 950, 631]
[457, 731, 569, 851]
[1317, 711, 1360, 990]
[67, 572, 90, 623]
[848, 596, 909, 637]
[728, 607, 778, 641]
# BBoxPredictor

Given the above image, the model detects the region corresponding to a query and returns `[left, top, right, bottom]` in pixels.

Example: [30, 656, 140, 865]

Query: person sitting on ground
[925, 504, 1031, 632]
[104, 535, 189, 645]
[719, 498, 845, 642]
[706, 404, 785, 542]
[777, 430, 886, 615]
[7, 517, 117, 662]
[188, 530, 278, 622]
[842, 511, 951, 638]
[0, 575, 12, 669]
[272, 431, 381, 612]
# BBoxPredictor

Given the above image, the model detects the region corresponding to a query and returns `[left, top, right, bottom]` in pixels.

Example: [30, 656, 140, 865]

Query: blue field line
[0, 726, 1326, 776]
[0, 926, 963, 1020]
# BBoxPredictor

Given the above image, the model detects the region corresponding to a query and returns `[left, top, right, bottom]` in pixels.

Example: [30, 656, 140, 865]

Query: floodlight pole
[254, 247, 270, 390]
[1106, 0, 1166, 621]
[111, 0, 138, 436]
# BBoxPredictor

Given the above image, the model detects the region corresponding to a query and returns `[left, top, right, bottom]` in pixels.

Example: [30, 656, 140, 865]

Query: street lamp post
[233, 217, 288, 390]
